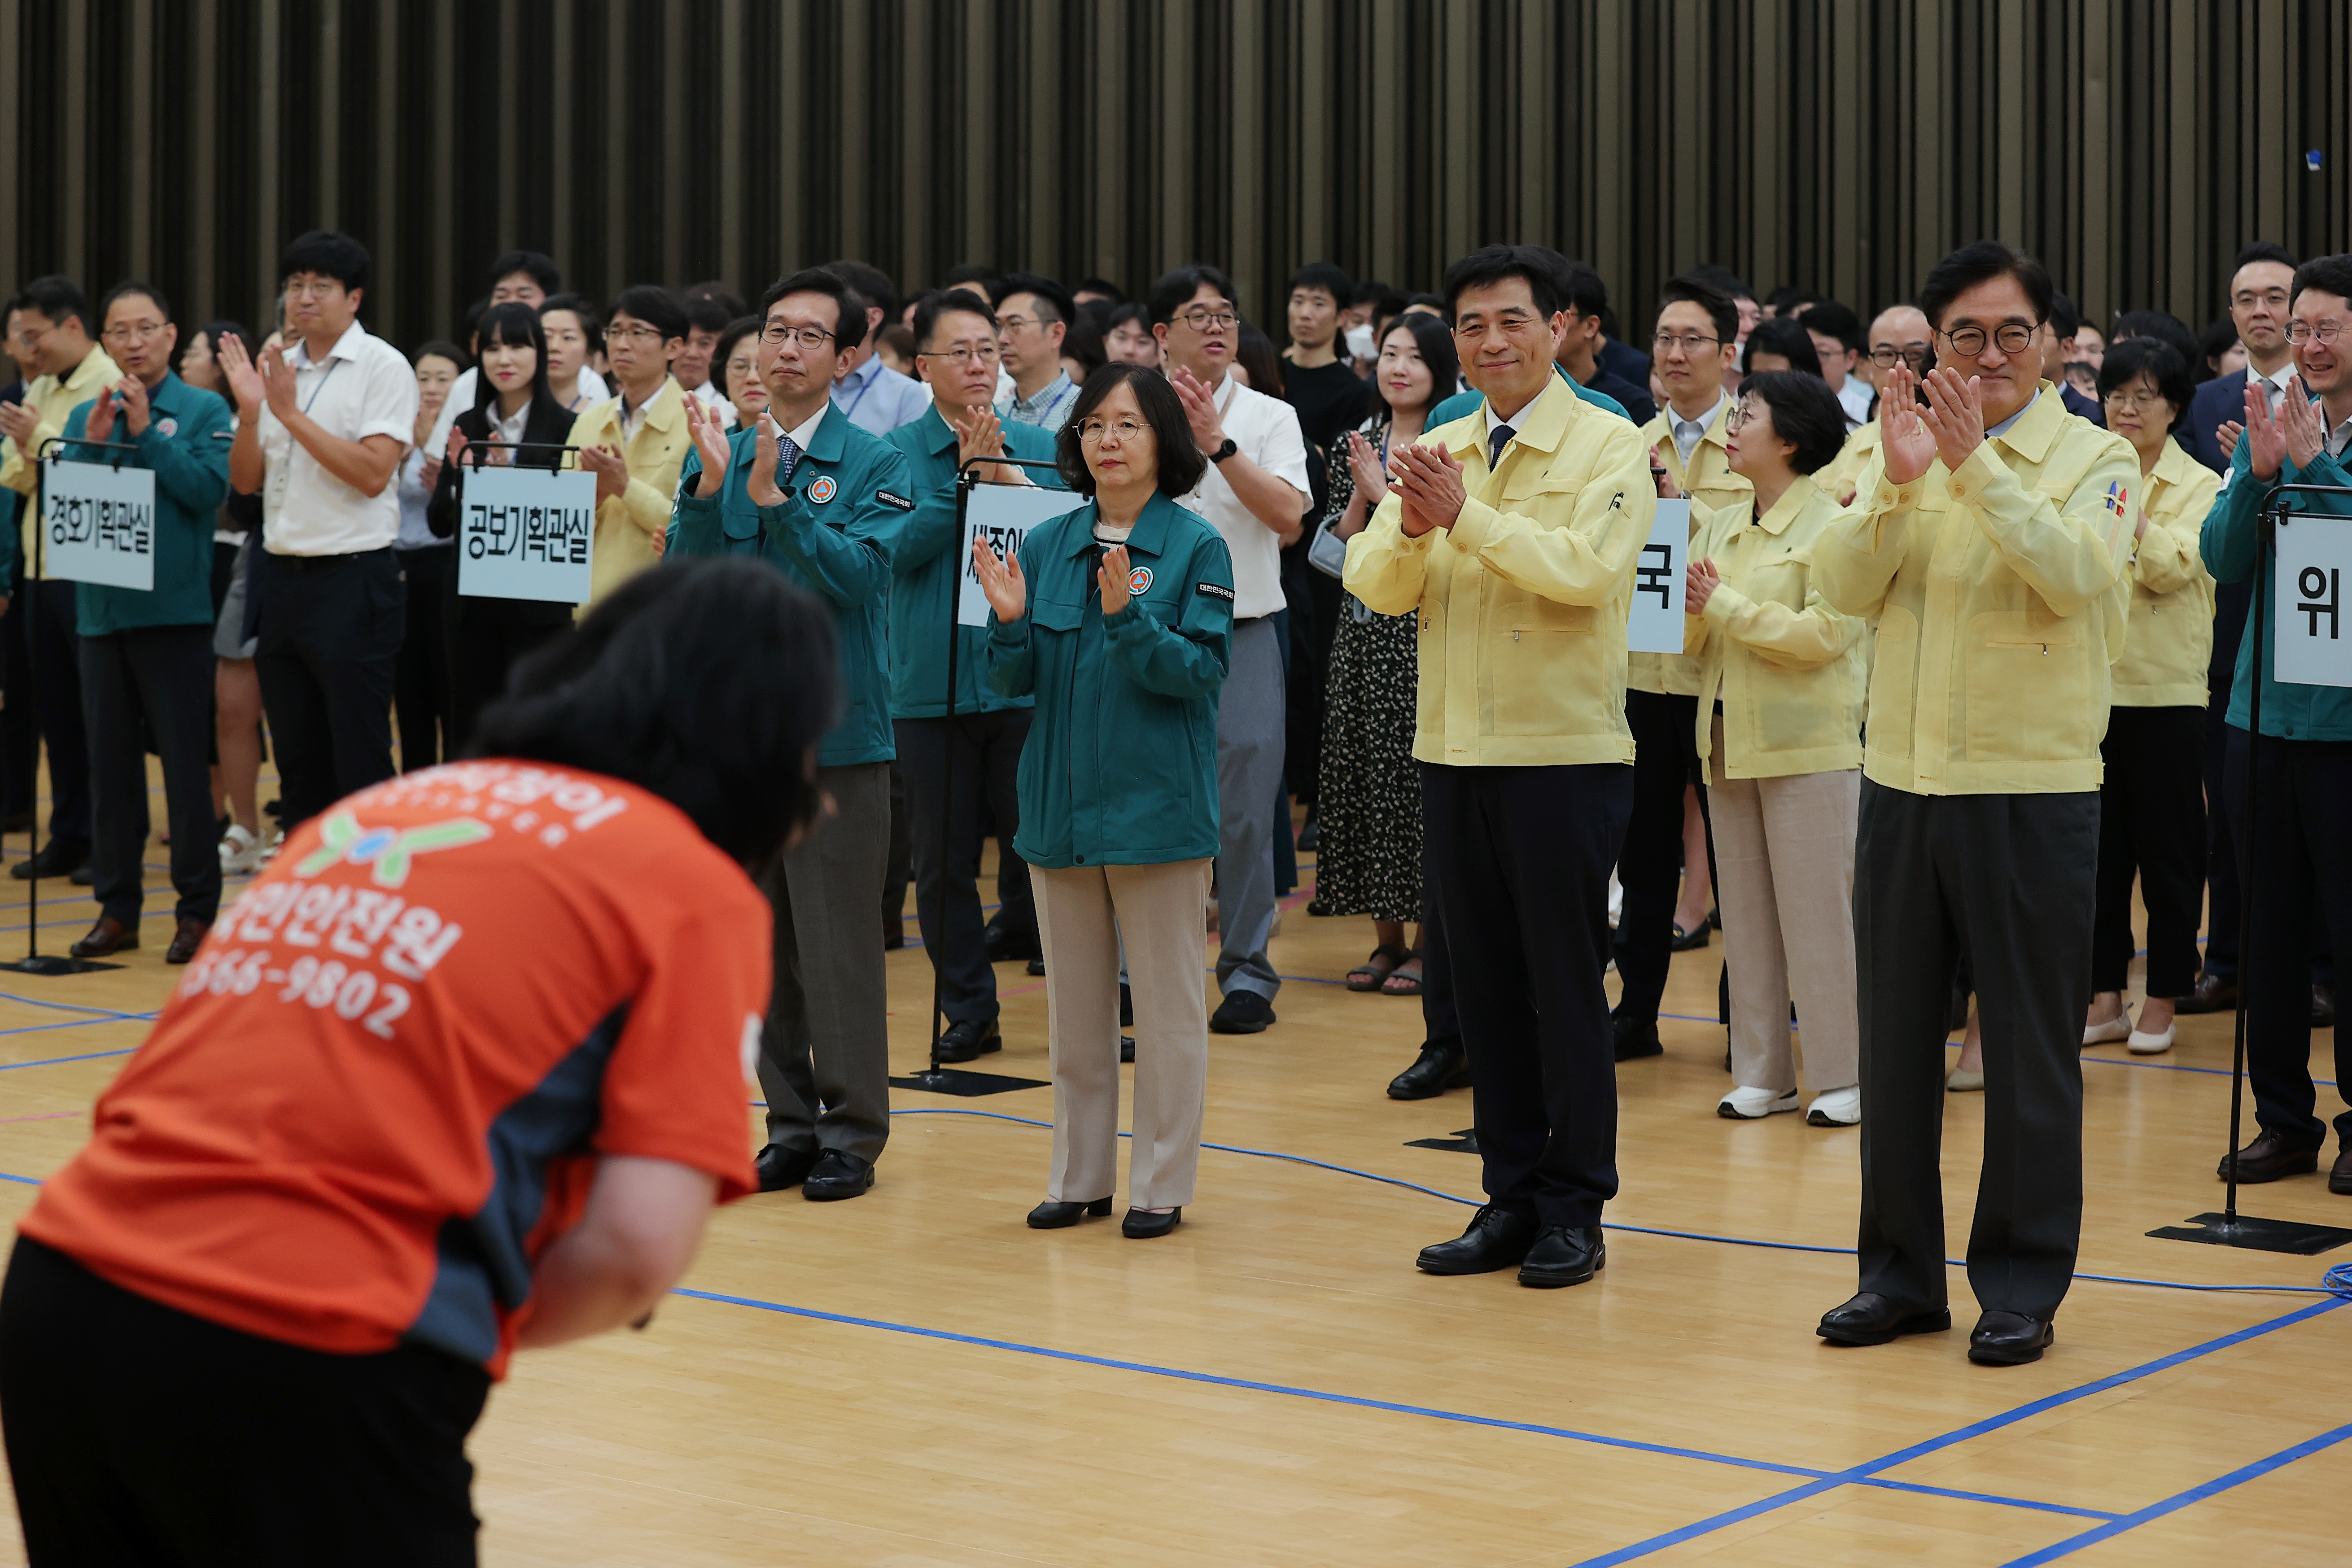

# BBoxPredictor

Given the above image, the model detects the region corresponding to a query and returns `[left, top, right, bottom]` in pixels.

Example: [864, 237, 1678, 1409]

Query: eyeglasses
[1653, 331, 1721, 355]
[2103, 389, 2171, 412]
[9, 320, 58, 353]
[917, 345, 1002, 367]
[101, 320, 170, 345]
[997, 314, 1051, 335]
[1869, 345, 1932, 369]
[760, 322, 837, 349]
[605, 324, 667, 345]
[282, 279, 344, 300]
[1726, 400, 1763, 432]
[1457, 314, 1545, 340]
[1076, 417, 1148, 444]
[1938, 321, 2039, 357]
[1175, 308, 1238, 332]
[2284, 319, 2348, 345]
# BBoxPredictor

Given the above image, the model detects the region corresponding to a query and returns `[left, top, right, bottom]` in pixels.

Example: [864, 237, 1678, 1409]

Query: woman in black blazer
[426, 301, 582, 747]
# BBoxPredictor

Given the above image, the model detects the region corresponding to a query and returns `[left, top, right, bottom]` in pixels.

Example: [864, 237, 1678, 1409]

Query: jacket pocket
[1866, 606, 1917, 759]
[1030, 598, 1084, 633]
[1491, 624, 1602, 737]
[1964, 609, 2090, 760]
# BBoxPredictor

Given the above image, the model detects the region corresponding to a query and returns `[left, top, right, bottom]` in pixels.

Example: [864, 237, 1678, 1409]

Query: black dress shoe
[1119, 1035, 1135, 1063]
[1120, 981, 1133, 1028]
[68, 915, 137, 959]
[936, 1018, 1002, 1063]
[1027, 957, 1045, 976]
[1028, 1196, 1112, 1229]
[2218, 1129, 2321, 1183]
[803, 1149, 875, 1201]
[1517, 1224, 1605, 1288]
[2175, 971, 2238, 1014]
[2316, 985, 2338, 1030]
[2330, 1146, 2352, 1197]
[1968, 1310, 2054, 1365]
[1210, 991, 1275, 1034]
[1416, 1204, 1539, 1275]
[984, 921, 1040, 964]
[1122, 1206, 1181, 1238]
[755, 1144, 817, 1193]
[12, 840, 89, 882]
[1387, 1041, 1471, 1100]
[1815, 1292, 1952, 1346]
[68, 864, 94, 887]
[1612, 1011, 1664, 1061]
[1670, 921, 1710, 952]
[164, 914, 210, 965]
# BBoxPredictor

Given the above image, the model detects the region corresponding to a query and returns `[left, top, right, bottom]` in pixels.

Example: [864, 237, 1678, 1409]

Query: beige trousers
[1032, 858, 1213, 1210]
[1707, 716, 1861, 1095]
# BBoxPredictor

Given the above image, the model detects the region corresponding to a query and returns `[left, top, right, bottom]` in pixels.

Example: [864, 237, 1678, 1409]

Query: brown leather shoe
[2217, 1129, 2321, 1184]
[165, 915, 211, 965]
[68, 916, 138, 959]
[2175, 972, 2237, 1014]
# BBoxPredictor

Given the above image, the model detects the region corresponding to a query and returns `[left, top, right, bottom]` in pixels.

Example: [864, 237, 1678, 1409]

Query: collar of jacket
[916, 401, 961, 457]
[727, 400, 851, 473]
[1443, 373, 1574, 470]
[1065, 491, 1184, 558]
[638, 376, 686, 435]
[1750, 475, 1822, 536]
[1989, 380, 2067, 465]
[140, 370, 190, 418]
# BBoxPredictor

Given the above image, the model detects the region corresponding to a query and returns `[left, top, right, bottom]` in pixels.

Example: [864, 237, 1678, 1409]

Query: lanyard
[297, 358, 341, 417]
[837, 363, 875, 420]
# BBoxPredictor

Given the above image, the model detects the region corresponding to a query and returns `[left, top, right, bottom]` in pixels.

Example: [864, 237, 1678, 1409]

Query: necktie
[1489, 423, 1515, 471]
[775, 431, 804, 488]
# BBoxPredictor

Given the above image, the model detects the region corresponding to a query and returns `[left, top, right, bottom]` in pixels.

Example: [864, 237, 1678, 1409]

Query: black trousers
[79, 625, 221, 926]
[252, 549, 403, 829]
[2091, 706, 2207, 998]
[2224, 728, 2352, 1150]
[1855, 782, 2097, 1320]
[1614, 689, 1709, 1027]
[392, 545, 455, 771]
[894, 711, 1035, 1024]
[0, 1236, 490, 1568]
[1419, 856, 1462, 1057]
[446, 590, 569, 755]
[1422, 760, 1633, 1228]
[20, 578, 91, 850]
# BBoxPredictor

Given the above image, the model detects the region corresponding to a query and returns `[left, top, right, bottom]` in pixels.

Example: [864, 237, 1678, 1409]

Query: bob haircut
[469, 557, 839, 867]
[1372, 312, 1459, 420]
[1736, 371, 1848, 476]
[2095, 336, 2195, 430]
[1741, 317, 1824, 378]
[1053, 363, 1208, 498]
[469, 301, 558, 415]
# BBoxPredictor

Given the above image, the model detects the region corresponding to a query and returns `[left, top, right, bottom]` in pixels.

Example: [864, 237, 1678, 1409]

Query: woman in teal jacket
[975, 364, 1233, 1239]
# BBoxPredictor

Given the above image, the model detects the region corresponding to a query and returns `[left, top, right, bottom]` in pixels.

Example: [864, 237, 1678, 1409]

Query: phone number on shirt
[176, 881, 467, 1040]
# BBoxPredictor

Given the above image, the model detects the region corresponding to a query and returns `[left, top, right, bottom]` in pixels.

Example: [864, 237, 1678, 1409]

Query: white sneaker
[1717, 1085, 1799, 1119]
[219, 823, 265, 875]
[2126, 1024, 2176, 1055]
[1807, 1086, 1861, 1126]
[1945, 1068, 1985, 1092]
[2081, 1010, 2133, 1047]
[1607, 871, 1624, 930]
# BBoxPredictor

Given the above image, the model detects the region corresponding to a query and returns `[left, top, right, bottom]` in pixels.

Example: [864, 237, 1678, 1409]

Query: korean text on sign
[457, 463, 596, 604]
[1626, 497, 1690, 655]
[42, 456, 157, 591]
[2273, 512, 2352, 690]
[958, 480, 1082, 627]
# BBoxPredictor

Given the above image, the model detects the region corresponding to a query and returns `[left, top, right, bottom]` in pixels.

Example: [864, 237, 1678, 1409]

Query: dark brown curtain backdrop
[4, 0, 2346, 354]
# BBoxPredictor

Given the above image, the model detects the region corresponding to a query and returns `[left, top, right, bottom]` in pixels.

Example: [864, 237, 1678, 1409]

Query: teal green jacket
[667, 404, 913, 767]
[883, 406, 1065, 718]
[984, 493, 1234, 869]
[61, 373, 232, 635]
[1428, 363, 1627, 428]
[2200, 424, 2352, 742]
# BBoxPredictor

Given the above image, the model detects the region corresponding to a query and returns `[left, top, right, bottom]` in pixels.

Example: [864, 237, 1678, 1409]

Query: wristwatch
[1210, 438, 1239, 464]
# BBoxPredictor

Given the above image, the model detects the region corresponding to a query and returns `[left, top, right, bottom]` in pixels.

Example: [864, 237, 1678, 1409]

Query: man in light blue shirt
[824, 260, 932, 434]
[993, 272, 1082, 433]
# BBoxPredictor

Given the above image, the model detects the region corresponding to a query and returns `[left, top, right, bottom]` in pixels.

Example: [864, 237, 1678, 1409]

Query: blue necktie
[1489, 423, 1515, 471]
[775, 431, 803, 489]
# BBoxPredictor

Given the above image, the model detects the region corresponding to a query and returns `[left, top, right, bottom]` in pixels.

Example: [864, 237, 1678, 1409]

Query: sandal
[1346, 943, 1409, 991]
[1380, 950, 1425, 997]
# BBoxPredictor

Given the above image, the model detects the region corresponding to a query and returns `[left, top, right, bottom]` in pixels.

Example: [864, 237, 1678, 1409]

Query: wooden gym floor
[0, 769, 2343, 1566]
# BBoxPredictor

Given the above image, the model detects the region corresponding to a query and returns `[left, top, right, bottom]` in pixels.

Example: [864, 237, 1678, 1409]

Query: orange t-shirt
[20, 760, 770, 1376]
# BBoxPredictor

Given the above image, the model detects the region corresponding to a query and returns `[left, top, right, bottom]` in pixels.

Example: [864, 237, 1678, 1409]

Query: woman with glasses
[972, 364, 1234, 1240]
[2080, 337, 2220, 1056]
[1683, 372, 1868, 1126]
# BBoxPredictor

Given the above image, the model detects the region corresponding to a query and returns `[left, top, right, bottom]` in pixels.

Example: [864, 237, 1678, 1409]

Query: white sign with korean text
[42, 456, 156, 590]
[456, 464, 595, 604]
[957, 480, 1077, 627]
[2274, 513, 2352, 689]
[1626, 498, 1689, 655]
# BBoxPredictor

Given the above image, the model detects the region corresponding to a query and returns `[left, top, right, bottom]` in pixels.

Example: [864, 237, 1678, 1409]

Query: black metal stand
[892, 456, 1058, 1098]
[2150, 482, 2352, 1255]
[2, 438, 142, 978]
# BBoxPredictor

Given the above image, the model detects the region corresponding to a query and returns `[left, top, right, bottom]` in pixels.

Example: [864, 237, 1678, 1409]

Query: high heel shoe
[1027, 1196, 1113, 1229]
[1121, 1206, 1182, 1239]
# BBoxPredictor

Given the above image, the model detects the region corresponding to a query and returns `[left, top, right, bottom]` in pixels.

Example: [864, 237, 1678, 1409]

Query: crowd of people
[1, 224, 2347, 1361]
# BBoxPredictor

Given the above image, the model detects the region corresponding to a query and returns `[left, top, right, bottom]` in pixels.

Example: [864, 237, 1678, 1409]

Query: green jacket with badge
[984, 493, 1234, 870]
[60, 372, 233, 636]
[883, 405, 1066, 718]
[667, 403, 913, 767]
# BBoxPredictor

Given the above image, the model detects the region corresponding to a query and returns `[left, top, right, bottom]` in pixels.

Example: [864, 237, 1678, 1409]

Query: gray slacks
[1214, 616, 1285, 1001]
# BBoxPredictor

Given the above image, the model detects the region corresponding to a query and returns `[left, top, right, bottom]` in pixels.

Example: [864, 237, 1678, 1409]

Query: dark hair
[1373, 313, 1459, 419]
[711, 315, 764, 397]
[912, 288, 999, 349]
[2237, 240, 2300, 272]
[683, 294, 736, 337]
[1060, 310, 1106, 378]
[2111, 310, 2200, 372]
[1659, 272, 1739, 345]
[461, 293, 491, 345]
[997, 271, 1076, 330]
[489, 250, 561, 295]
[469, 557, 838, 866]
[1104, 301, 1153, 341]
[536, 291, 600, 340]
[2096, 336, 2195, 428]
[942, 263, 1001, 302]
[1765, 285, 1825, 317]
[469, 301, 560, 418]
[1235, 319, 1285, 399]
[1054, 363, 1208, 498]
[98, 279, 170, 324]
[1288, 262, 1354, 304]
[1147, 264, 1237, 328]
[1918, 240, 2053, 333]
[680, 280, 748, 318]
[1442, 245, 1564, 319]
[1689, 265, 1753, 303]
[2198, 313, 2242, 377]
[278, 229, 370, 293]
[2046, 290, 2081, 341]
[1799, 301, 1863, 354]
[759, 267, 861, 346]
[1403, 292, 1447, 315]
[1742, 317, 1824, 378]
[411, 338, 466, 370]
[1558, 261, 1610, 320]
[189, 320, 258, 402]
[1351, 279, 1389, 308]
[1736, 371, 1847, 476]
[608, 284, 688, 345]
[1075, 277, 1126, 303]
[824, 260, 896, 343]
[7, 275, 90, 335]
[2290, 253, 2352, 310]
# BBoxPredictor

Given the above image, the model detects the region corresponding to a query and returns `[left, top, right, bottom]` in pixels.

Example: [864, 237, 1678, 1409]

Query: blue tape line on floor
[0, 1045, 136, 1071]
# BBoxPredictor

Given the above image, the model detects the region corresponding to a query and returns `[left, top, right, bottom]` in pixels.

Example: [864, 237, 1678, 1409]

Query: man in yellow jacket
[566, 285, 691, 610]
[1810, 242, 2137, 1368]
[1345, 245, 1653, 1291]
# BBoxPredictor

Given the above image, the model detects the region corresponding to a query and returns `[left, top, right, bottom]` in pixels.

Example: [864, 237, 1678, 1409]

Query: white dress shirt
[1179, 372, 1312, 620]
[1837, 372, 1874, 429]
[257, 320, 419, 556]
[1671, 392, 1727, 463]
[2249, 361, 2297, 417]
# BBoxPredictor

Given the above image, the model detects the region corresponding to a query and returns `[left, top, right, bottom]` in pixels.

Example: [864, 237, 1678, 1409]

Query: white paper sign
[1626, 497, 1689, 654]
[42, 456, 156, 590]
[2274, 514, 2352, 689]
[456, 464, 595, 604]
[957, 481, 1078, 627]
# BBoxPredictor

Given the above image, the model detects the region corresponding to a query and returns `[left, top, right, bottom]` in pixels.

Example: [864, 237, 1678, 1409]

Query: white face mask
[1345, 323, 1377, 361]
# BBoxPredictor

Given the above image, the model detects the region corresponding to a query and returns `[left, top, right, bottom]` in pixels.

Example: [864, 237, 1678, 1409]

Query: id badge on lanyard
[265, 360, 342, 513]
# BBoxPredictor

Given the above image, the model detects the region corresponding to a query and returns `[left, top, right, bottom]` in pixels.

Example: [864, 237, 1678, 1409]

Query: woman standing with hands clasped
[973, 364, 1235, 1239]
[1682, 371, 1869, 1126]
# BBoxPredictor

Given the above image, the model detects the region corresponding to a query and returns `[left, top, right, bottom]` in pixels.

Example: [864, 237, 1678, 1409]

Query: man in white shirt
[1151, 265, 1312, 1034]
[222, 231, 418, 829]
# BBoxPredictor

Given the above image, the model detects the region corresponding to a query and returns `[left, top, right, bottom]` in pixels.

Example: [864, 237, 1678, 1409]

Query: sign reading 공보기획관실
[456, 463, 595, 604]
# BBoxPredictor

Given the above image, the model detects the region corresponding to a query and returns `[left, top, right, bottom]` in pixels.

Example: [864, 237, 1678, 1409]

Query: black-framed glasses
[2284, 319, 2348, 345]
[1938, 321, 2038, 357]
[760, 322, 837, 349]
[916, 345, 1002, 367]
[1869, 345, 1932, 369]
[605, 324, 666, 345]
[1653, 331, 1721, 354]
[1176, 307, 1238, 332]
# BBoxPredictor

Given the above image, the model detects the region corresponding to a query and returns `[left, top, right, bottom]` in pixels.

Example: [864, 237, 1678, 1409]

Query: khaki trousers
[1033, 858, 1212, 1210]
[1707, 716, 1860, 1095]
